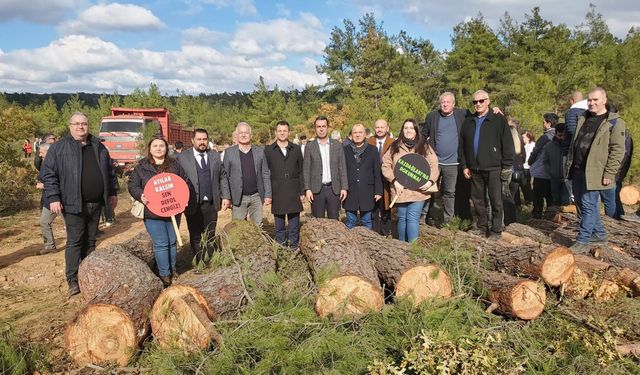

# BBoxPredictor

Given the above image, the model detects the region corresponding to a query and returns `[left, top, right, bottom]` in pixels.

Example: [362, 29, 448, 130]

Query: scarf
[350, 142, 367, 163]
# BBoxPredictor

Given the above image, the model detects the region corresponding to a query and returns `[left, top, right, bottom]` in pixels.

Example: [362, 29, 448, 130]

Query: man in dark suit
[344, 123, 382, 229]
[222, 122, 271, 226]
[303, 116, 348, 219]
[367, 119, 393, 235]
[459, 90, 515, 239]
[264, 120, 304, 249]
[176, 128, 228, 258]
[421, 92, 471, 225]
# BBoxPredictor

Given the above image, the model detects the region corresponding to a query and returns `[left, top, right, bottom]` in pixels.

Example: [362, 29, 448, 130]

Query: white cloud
[182, 27, 225, 45]
[0, 35, 326, 94]
[60, 3, 165, 35]
[275, 3, 291, 17]
[351, 0, 640, 39]
[183, 0, 257, 16]
[0, 0, 76, 24]
[230, 13, 326, 56]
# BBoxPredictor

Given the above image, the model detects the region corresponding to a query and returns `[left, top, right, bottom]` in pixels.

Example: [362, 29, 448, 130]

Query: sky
[0, 0, 639, 95]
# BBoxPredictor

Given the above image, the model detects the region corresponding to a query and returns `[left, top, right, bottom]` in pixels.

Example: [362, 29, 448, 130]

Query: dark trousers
[186, 201, 218, 258]
[371, 199, 391, 236]
[274, 212, 301, 248]
[550, 178, 570, 206]
[455, 169, 473, 222]
[522, 170, 534, 203]
[532, 177, 552, 218]
[63, 202, 102, 283]
[311, 184, 341, 220]
[470, 170, 503, 233]
[504, 180, 521, 226]
[425, 164, 458, 224]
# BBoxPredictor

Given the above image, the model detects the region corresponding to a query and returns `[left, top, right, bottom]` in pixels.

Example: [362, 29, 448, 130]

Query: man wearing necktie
[176, 128, 229, 259]
[367, 119, 394, 235]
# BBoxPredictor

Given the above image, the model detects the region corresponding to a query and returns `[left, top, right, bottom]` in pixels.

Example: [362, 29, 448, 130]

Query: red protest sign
[143, 172, 189, 217]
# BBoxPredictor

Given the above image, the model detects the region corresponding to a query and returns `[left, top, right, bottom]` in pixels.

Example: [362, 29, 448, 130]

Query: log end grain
[620, 185, 640, 206]
[593, 280, 620, 301]
[540, 246, 576, 287]
[315, 275, 383, 319]
[511, 281, 546, 320]
[65, 304, 137, 367]
[396, 265, 453, 306]
[489, 280, 546, 321]
[565, 268, 593, 300]
[150, 285, 216, 351]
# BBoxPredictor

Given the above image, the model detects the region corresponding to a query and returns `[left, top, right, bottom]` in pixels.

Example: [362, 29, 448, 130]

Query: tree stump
[65, 246, 163, 366]
[300, 219, 383, 318]
[149, 268, 237, 352]
[482, 271, 546, 320]
[620, 185, 640, 205]
[351, 227, 452, 306]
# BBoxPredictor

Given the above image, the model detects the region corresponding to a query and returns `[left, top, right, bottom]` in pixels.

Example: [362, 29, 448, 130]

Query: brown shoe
[160, 275, 172, 287]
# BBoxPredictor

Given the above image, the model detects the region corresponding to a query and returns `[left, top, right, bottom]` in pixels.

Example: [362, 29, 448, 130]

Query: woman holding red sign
[382, 119, 439, 242]
[128, 135, 191, 286]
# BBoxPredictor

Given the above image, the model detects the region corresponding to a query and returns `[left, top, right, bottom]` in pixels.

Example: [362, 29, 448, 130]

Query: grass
[0, 324, 50, 374]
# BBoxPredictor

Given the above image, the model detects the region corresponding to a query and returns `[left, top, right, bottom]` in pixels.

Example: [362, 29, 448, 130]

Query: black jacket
[459, 112, 515, 171]
[617, 130, 633, 182]
[422, 108, 469, 153]
[342, 144, 382, 212]
[42, 134, 117, 214]
[264, 142, 304, 215]
[128, 158, 192, 220]
[528, 128, 554, 166]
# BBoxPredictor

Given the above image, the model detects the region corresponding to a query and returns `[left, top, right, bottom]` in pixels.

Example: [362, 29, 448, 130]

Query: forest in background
[1, 5, 639, 181]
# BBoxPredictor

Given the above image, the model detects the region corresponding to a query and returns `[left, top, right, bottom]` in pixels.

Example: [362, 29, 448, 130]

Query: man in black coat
[459, 90, 515, 239]
[343, 123, 382, 229]
[264, 121, 304, 249]
[176, 128, 229, 259]
[42, 112, 118, 297]
[421, 92, 472, 225]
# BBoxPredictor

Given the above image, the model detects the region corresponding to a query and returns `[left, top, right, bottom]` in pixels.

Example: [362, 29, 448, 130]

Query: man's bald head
[374, 119, 389, 139]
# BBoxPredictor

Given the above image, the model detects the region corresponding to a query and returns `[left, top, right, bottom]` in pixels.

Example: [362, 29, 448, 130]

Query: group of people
[38, 85, 631, 297]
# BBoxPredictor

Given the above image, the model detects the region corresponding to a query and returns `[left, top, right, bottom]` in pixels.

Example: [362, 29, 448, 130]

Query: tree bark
[351, 227, 452, 306]
[503, 223, 553, 245]
[66, 246, 163, 366]
[107, 231, 156, 270]
[420, 225, 575, 287]
[300, 219, 384, 319]
[552, 212, 640, 254]
[481, 271, 546, 320]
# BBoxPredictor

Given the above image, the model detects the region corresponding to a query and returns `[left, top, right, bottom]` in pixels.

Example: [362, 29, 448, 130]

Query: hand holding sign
[143, 172, 189, 247]
[389, 153, 431, 208]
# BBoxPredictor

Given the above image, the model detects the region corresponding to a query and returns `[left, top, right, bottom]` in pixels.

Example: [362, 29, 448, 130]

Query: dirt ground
[0, 194, 241, 371]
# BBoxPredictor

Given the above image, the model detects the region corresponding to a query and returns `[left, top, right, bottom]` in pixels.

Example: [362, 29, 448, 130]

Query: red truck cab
[99, 107, 192, 173]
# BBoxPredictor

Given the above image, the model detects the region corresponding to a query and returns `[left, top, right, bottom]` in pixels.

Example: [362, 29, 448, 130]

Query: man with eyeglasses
[459, 90, 515, 239]
[42, 112, 118, 297]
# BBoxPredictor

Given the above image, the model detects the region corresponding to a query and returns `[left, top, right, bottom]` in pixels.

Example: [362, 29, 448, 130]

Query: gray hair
[472, 90, 489, 99]
[439, 91, 456, 103]
[39, 143, 51, 151]
[589, 87, 607, 98]
[69, 111, 88, 124]
[235, 122, 252, 134]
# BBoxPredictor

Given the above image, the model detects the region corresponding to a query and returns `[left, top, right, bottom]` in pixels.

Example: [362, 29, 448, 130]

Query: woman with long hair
[382, 119, 439, 242]
[128, 135, 191, 286]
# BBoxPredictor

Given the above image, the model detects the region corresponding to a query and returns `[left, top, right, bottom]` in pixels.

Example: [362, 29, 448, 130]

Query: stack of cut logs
[64, 208, 640, 366]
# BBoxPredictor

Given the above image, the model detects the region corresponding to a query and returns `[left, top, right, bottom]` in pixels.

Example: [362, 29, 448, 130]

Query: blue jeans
[396, 201, 425, 242]
[572, 170, 607, 244]
[345, 210, 372, 229]
[274, 213, 301, 248]
[144, 218, 180, 277]
[599, 184, 617, 218]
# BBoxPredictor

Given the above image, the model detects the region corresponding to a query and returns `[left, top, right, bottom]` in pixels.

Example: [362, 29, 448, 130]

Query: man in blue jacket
[42, 112, 118, 297]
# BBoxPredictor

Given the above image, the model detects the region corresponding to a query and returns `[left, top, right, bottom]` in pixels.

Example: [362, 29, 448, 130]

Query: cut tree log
[107, 231, 156, 270]
[219, 220, 277, 288]
[300, 219, 383, 319]
[150, 220, 275, 353]
[350, 227, 452, 306]
[482, 271, 546, 320]
[552, 212, 640, 254]
[565, 254, 640, 299]
[420, 226, 575, 287]
[66, 246, 163, 366]
[503, 223, 553, 245]
[620, 185, 640, 205]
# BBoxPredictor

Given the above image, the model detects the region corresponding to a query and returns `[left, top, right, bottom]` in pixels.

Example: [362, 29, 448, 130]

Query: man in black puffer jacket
[42, 112, 118, 297]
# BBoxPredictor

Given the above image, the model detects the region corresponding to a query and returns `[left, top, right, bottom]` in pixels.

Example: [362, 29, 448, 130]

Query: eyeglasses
[70, 122, 88, 127]
[472, 98, 488, 105]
